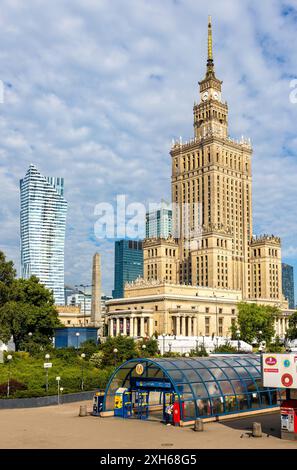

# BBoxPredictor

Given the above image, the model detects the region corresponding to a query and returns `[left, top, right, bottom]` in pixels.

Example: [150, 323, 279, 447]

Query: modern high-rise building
[146, 205, 172, 239]
[106, 17, 290, 339]
[282, 263, 295, 309]
[112, 240, 143, 299]
[20, 164, 67, 305]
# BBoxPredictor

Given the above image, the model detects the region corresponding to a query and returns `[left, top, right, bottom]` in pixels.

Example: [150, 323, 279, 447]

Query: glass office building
[146, 207, 172, 239]
[282, 263, 295, 309]
[112, 240, 143, 299]
[20, 164, 67, 305]
[103, 355, 279, 421]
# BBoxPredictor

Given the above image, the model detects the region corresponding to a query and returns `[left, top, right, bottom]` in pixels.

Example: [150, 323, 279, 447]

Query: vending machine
[280, 399, 297, 441]
[92, 390, 105, 416]
[114, 387, 132, 418]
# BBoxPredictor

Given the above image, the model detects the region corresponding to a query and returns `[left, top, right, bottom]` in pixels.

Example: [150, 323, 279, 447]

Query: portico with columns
[170, 312, 199, 336]
[108, 310, 155, 338]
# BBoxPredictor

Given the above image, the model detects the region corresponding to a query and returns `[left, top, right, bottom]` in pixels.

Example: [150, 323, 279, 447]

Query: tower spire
[206, 15, 215, 77]
[208, 15, 213, 61]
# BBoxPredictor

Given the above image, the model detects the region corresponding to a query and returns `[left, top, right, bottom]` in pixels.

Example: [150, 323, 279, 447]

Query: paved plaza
[0, 401, 297, 449]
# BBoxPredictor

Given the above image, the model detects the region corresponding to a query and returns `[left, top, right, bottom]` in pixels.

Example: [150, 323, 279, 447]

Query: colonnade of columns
[171, 315, 198, 336]
[108, 316, 154, 338]
[275, 317, 289, 338]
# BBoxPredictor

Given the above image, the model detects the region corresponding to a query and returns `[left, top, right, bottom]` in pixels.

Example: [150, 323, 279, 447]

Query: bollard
[194, 418, 204, 432]
[79, 404, 88, 417]
[252, 422, 262, 438]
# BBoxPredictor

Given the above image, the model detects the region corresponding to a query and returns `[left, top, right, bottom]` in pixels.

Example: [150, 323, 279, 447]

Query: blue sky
[0, 0, 297, 299]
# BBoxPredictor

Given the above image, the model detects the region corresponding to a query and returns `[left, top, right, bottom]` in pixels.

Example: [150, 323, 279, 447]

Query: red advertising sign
[265, 356, 277, 366]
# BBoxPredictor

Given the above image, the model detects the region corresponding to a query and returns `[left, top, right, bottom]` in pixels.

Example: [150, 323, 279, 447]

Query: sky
[1, 0, 297, 299]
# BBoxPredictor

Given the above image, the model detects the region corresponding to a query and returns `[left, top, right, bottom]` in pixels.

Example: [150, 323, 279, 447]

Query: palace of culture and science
[106, 18, 291, 339]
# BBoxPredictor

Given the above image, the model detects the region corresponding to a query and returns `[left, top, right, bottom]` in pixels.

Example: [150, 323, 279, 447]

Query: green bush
[0, 379, 27, 397]
[214, 343, 237, 354]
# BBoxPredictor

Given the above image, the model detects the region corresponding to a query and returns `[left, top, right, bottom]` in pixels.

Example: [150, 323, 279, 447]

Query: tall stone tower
[171, 16, 253, 298]
[91, 252, 102, 329]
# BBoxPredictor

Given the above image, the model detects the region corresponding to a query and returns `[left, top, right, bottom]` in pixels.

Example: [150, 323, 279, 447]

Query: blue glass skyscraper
[282, 263, 295, 309]
[20, 164, 67, 305]
[112, 240, 143, 299]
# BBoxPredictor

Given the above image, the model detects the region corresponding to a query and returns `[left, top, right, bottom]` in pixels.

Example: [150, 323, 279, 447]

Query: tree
[286, 311, 297, 341]
[0, 256, 61, 351]
[99, 336, 138, 367]
[235, 302, 280, 345]
[0, 251, 16, 306]
[138, 338, 158, 357]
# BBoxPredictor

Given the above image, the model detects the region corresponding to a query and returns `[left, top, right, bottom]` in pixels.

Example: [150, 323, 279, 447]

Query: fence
[0, 390, 95, 409]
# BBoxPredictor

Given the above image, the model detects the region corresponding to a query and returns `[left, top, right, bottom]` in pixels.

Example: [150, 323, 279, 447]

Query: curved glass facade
[104, 355, 279, 421]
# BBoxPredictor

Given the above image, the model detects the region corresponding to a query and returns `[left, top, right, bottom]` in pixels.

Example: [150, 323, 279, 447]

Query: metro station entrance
[129, 388, 176, 422]
[129, 376, 176, 422]
[113, 376, 177, 422]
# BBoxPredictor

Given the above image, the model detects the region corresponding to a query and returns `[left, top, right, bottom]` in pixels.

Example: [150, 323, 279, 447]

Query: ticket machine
[92, 390, 105, 416]
[114, 387, 132, 418]
[280, 399, 297, 441]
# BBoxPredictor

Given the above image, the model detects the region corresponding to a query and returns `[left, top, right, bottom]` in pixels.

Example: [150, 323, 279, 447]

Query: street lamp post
[56, 376, 61, 405]
[45, 353, 50, 394]
[213, 292, 218, 337]
[113, 348, 118, 367]
[6, 354, 12, 397]
[168, 342, 172, 353]
[142, 344, 146, 356]
[80, 353, 86, 390]
[27, 332, 33, 352]
[75, 332, 80, 351]
[75, 284, 94, 327]
[162, 333, 166, 355]
[236, 329, 240, 353]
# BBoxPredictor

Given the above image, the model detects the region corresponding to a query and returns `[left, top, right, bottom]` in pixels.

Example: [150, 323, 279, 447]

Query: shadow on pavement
[219, 412, 281, 439]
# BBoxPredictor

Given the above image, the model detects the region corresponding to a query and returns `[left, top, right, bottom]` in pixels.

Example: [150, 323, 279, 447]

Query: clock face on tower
[213, 91, 219, 100]
[202, 91, 209, 101]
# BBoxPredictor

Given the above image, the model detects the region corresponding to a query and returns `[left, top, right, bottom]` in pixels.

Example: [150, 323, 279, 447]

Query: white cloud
[0, 0, 297, 295]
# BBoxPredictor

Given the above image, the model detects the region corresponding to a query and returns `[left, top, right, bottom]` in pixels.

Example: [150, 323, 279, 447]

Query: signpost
[262, 353, 297, 389]
[44, 362, 52, 394]
[262, 353, 297, 441]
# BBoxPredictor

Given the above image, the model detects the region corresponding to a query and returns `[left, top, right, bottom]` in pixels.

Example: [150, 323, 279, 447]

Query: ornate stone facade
[106, 17, 290, 339]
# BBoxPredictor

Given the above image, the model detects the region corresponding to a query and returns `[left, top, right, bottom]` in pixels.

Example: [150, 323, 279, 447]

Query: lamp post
[45, 353, 50, 394]
[142, 344, 146, 356]
[168, 342, 172, 353]
[80, 353, 86, 390]
[213, 292, 218, 337]
[236, 329, 240, 353]
[258, 330, 265, 354]
[75, 284, 93, 327]
[56, 376, 61, 405]
[113, 348, 118, 366]
[75, 332, 80, 351]
[27, 332, 33, 352]
[195, 338, 199, 354]
[162, 333, 166, 355]
[6, 354, 12, 397]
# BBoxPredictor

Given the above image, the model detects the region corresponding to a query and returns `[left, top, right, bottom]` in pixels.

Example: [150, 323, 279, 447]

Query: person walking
[164, 403, 173, 425]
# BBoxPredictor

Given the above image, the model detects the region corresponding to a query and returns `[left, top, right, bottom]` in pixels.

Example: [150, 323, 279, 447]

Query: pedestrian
[165, 403, 173, 425]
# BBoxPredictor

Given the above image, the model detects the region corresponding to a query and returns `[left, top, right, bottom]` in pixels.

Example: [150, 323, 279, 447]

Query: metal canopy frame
[103, 355, 279, 421]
